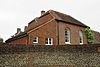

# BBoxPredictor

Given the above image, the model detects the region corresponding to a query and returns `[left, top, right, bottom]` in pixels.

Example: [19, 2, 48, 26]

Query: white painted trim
[65, 29, 70, 44]
[65, 42, 70, 44]
[51, 38, 53, 45]
[79, 31, 83, 45]
[80, 43, 83, 45]
[45, 38, 53, 45]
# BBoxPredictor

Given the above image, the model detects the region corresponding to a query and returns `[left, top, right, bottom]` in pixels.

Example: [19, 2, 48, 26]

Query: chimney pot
[41, 10, 45, 15]
[24, 26, 28, 31]
[17, 28, 21, 34]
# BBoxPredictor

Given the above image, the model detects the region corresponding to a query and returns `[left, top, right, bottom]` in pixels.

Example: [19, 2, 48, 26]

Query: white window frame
[33, 36, 38, 44]
[65, 29, 70, 44]
[45, 38, 53, 45]
[79, 31, 83, 45]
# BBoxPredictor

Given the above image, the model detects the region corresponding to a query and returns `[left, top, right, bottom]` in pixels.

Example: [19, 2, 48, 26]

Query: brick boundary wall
[0, 43, 100, 53]
[0, 43, 100, 67]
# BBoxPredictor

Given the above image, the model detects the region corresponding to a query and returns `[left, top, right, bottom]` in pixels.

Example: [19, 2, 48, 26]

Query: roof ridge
[48, 10, 69, 15]
[48, 10, 63, 20]
[49, 10, 87, 27]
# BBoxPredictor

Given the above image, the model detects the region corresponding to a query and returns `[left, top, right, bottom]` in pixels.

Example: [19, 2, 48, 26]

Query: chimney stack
[17, 28, 21, 34]
[41, 10, 45, 15]
[24, 26, 28, 31]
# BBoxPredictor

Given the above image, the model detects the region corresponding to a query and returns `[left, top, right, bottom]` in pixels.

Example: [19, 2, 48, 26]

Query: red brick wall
[26, 13, 87, 45]
[58, 22, 87, 45]
[28, 13, 53, 30]
[28, 19, 58, 45]
[9, 36, 28, 45]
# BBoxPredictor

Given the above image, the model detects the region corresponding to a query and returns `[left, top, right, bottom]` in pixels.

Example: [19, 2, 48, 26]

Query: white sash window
[65, 29, 70, 44]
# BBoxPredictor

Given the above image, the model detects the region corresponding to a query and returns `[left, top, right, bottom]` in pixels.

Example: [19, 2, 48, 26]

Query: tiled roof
[93, 31, 100, 44]
[49, 10, 88, 27]
[5, 31, 27, 43]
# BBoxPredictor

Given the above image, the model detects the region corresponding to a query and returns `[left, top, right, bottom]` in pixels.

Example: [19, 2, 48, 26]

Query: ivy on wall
[84, 27, 94, 44]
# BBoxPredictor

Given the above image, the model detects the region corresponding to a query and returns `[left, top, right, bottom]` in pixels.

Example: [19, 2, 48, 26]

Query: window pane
[65, 37, 69, 42]
[45, 38, 48, 44]
[65, 29, 70, 42]
[33, 36, 38, 43]
[79, 31, 83, 44]
[49, 38, 51, 44]
[80, 37, 82, 43]
[45, 37, 53, 45]
[33, 37, 36, 42]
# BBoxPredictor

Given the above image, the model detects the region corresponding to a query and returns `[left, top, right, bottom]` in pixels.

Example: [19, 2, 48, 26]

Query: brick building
[6, 10, 89, 45]
[93, 31, 100, 44]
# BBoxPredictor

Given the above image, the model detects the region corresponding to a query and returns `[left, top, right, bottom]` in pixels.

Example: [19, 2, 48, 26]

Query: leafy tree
[84, 27, 94, 44]
[0, 36, 3, 43]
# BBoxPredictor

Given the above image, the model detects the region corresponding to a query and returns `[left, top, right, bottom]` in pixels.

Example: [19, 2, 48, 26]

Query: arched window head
[79, 31, 83, 44]
[65, 29, 70, 44]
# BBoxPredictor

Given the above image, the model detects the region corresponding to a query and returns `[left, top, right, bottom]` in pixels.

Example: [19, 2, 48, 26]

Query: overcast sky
[0, 0, 100, 41]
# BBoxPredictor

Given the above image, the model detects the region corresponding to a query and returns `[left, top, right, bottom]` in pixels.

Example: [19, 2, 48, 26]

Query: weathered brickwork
[28, 12, 53, 31]
[9, 36, 28, 45]
[0, 44, 100, 67]
[58, 22, 87, 45]
[28, 20, 58, 45]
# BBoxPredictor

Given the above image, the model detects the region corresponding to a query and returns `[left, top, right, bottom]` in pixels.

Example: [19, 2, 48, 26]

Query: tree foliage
[0, 37, 3, 43]
[84, 27, 94, 44]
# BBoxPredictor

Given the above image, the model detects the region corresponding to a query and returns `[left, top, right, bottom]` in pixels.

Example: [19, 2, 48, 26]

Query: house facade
[6, 10, 88, 45]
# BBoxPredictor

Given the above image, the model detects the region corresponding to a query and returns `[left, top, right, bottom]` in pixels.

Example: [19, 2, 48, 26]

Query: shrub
[84, 27, 94, 44]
